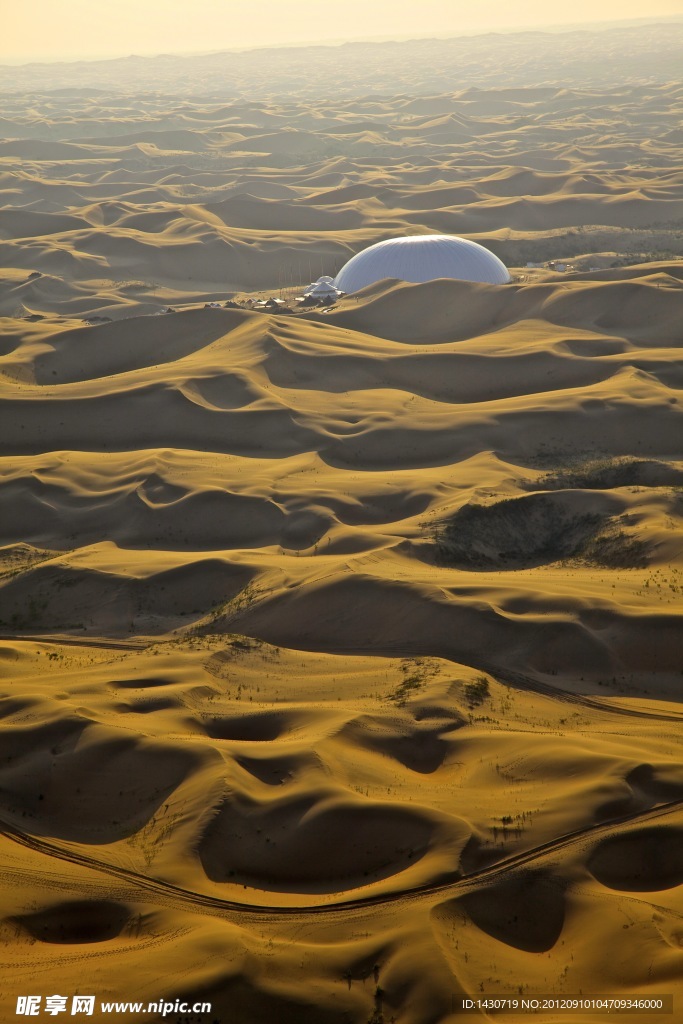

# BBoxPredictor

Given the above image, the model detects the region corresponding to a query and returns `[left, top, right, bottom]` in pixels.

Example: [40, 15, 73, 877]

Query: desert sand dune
[0, 21, 682, 1024]
[1, 63, 683, 315]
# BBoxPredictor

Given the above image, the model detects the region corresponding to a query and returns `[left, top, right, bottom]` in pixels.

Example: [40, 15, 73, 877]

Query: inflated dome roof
[334, 234, 510, 293]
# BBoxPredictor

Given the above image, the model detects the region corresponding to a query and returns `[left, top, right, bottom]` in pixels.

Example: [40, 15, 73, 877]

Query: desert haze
[0, 19, 682, 1024]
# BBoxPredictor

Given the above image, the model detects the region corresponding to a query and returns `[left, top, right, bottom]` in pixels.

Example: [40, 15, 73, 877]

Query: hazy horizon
[2, 8, 683, 1020]
[4, 0, 683, 65]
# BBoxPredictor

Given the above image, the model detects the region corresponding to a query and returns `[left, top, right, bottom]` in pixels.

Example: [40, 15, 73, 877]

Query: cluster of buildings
[262, 235, 510, 309]
[159, 235, 512, 318]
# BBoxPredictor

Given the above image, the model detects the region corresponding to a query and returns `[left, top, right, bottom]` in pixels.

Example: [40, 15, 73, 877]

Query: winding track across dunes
[2, 799, 683, 919]
[2, 32, 683, 1022]
[0, 633, 150, 652]
[483, 664, 683, 723]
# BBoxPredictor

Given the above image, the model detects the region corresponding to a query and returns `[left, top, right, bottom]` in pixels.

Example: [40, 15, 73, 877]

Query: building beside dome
[296, 276, 344, 306]
[304, 277, 342, 299]
[334, 234, 510, 293]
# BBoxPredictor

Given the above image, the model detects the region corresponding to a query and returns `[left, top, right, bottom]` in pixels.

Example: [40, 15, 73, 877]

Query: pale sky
[3, 0, 683, 64]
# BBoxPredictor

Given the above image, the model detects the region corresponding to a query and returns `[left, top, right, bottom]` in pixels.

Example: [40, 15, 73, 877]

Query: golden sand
[0, 25, 682, 1024]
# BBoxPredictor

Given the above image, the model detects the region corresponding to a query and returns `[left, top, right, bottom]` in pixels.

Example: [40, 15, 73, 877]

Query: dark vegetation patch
[203, 635, 272, 679]
[463, 676, 490, 708]
[388, 658, 439, 706]
[497, 228, 683, 266]
[534, 456, 683, 491]
[577, 518, 650, 569]
[432, 492, 649, 570]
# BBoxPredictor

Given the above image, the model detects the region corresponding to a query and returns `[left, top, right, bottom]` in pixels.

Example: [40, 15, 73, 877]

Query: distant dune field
[0, 23, 682, 1024]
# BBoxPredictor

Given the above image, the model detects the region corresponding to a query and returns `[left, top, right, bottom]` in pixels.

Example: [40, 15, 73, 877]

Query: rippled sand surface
[0, 22, 682, 1024]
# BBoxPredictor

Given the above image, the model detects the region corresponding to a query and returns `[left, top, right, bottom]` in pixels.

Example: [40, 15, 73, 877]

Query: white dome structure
[334, 234, 510, 293]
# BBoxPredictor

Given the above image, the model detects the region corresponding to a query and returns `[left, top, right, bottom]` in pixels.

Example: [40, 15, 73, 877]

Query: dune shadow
[198, 792, 436, 893]
[12, 900, 130, 944]
[588, 826, 683, 892]
[445, 869, 567, 952]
